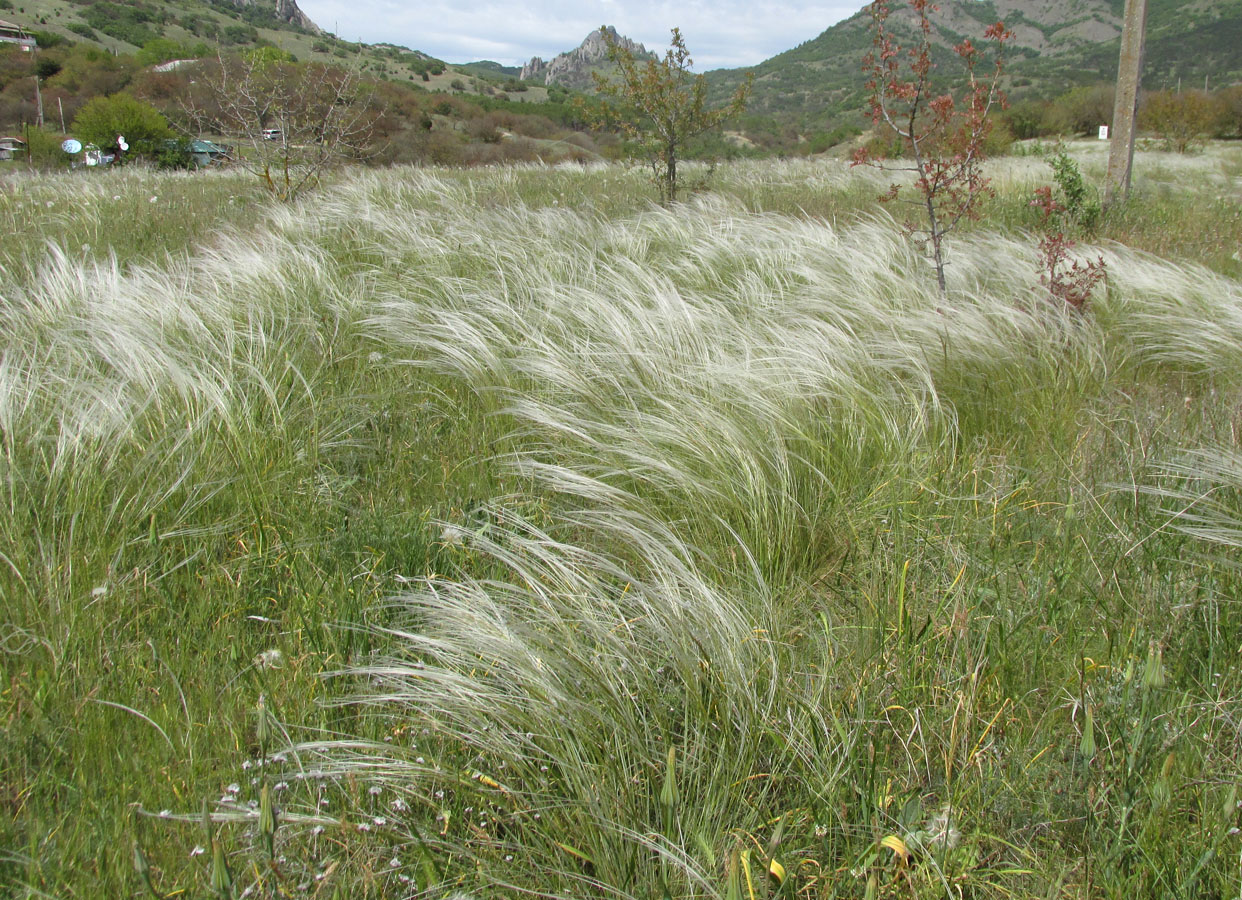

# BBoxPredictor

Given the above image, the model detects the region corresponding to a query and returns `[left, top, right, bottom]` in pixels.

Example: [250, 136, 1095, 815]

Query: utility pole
[1104, 0, 1148, 206]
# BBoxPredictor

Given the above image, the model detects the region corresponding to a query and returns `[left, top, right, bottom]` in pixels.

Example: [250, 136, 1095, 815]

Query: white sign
[1098, 125, 1109, 140]
[117, 135, 129, 152]
[61, 138, 82, 154]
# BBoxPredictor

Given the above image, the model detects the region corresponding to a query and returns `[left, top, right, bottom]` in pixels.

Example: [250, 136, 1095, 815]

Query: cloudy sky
[296, 0, 862, 70]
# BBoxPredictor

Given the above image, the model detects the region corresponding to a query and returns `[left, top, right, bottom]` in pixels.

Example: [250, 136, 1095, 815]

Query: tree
[853, 0, 1012, 294]
[72, 92, 172, 158]
[1049, 83, 1115, 135]
[589, 28, 751, 205]
[1141, 89, 1214, 153]
[180, 53, 381, 201]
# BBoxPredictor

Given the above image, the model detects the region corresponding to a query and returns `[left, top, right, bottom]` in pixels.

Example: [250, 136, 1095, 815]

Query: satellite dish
[61, 138, 82, 154]
[117, 135, 129, 152]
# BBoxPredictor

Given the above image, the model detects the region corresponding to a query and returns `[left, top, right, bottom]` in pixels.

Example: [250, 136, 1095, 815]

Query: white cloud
[296, 0, 860, 69]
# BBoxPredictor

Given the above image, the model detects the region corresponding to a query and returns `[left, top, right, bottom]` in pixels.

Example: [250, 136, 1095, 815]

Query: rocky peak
[520, 26, 649, 88]
[225, 0, 321, 33]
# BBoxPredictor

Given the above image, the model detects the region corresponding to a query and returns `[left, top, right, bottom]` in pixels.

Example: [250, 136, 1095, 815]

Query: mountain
[520, 26, 651, 90]
[706, 0, 1242, 125]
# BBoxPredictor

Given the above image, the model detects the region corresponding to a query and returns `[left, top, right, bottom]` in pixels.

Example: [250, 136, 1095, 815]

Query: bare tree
[182, 52, 381, 201]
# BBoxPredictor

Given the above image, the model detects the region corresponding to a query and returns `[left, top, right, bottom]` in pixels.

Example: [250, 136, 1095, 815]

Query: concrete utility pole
[1104, 0, 1148, 206]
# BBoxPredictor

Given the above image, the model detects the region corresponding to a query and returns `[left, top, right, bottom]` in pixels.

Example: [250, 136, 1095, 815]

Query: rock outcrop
[226, 0, 321, 33]
[520, 26, 649, 89]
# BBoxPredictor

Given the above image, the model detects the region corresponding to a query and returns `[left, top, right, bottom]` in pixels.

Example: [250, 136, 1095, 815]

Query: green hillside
[706, 0, 1242, 128]
[0, 0, 462, 87]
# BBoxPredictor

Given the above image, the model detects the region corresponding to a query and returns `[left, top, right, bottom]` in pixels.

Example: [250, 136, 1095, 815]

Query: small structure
[0, 19, 36, 52]
[188, 139, 232, 168]
[160, 138, 234, 168]
[153, 59, 196, 73]
[0, 135, 27, 161]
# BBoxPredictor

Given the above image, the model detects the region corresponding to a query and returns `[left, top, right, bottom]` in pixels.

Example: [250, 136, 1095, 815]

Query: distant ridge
[705, 0, 1242, 123]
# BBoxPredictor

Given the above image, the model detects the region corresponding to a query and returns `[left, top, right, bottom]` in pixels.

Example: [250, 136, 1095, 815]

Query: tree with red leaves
[853, 1, 1013, 294]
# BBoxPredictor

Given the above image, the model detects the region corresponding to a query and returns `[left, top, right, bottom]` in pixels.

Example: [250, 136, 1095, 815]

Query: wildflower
[149, 196, 158, 203]
[254, 648, 283, 668]
[91, 585, 107, 598]
[922, 806, 961, 851]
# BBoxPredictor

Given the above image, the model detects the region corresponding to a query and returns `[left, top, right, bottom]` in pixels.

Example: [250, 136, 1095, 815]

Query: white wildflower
[254, 648, 283, 668]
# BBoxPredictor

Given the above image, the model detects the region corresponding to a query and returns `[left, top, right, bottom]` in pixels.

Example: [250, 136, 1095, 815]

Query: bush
[66, 22, 97, 39]
[1004, 98, 1057, 140]
[1214, 85, 1242, 139]
[30, 29, 67, 48]
[1141, 89, 1215, 152]
[136, 37, 189, 67]
[1047, 83, 1115, 135]
[71, 91, 172, 157]
[466, 115, 502, 143]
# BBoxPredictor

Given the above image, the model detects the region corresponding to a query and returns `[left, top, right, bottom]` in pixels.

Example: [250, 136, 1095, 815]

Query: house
[0, 136, 27, 161]
[0, 19, 36, 52]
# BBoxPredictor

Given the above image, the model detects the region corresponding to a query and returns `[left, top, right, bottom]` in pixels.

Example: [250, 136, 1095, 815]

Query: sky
[295, 0, 863, 71]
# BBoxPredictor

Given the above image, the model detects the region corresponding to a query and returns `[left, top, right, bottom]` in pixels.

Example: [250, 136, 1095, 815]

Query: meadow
[2, 143, 1242, 899]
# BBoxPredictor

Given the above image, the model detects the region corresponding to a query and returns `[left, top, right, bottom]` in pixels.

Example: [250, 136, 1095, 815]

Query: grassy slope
[0, 146, 1241, 898]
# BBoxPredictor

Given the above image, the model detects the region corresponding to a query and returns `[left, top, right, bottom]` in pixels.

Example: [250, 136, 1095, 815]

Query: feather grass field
[2, 146, 1242, 898]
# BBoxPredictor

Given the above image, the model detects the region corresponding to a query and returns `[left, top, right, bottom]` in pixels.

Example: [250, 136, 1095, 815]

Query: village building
[0, 19, 36, 52]
[0, 136, 27, 161]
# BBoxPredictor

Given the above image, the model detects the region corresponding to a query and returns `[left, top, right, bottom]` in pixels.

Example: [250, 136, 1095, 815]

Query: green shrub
[71, 91, 172, 157]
